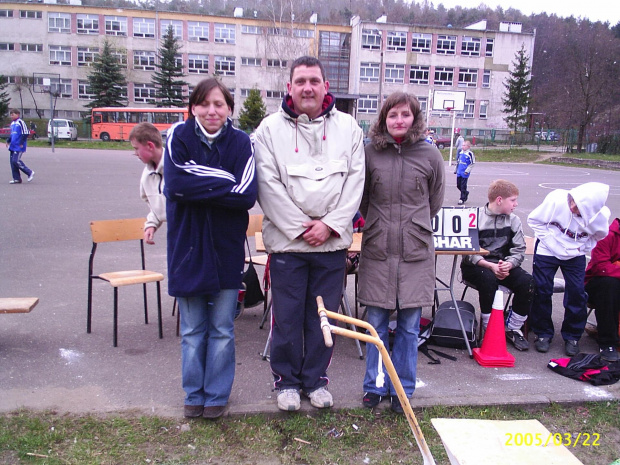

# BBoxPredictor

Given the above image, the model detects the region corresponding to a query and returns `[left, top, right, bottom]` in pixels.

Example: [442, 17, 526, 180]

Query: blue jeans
[9, 151, 33, 182]
[529, 253, 587, 342]
[178, 289, 237, 407]
[363, 305, 421, 397]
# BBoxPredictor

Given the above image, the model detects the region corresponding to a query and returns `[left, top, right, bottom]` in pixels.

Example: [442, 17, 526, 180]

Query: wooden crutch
[317, 296, 436, 465]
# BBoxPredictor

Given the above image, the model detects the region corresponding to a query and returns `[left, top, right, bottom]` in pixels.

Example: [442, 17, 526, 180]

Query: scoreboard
[432, 207, 480, 251]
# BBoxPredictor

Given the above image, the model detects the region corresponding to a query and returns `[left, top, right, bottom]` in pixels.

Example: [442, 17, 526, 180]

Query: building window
[48, 12, 71, 33]
[409, 65, 429, 85]
[360, 62, 380, 83]
[240, 88, 252, 97]
[456, 99, 475, 118]
[266, 90, 285, 99]
[188, 21, 209, 42]
[411, 33, 431, 53]
[267, 58, 287, 68]
[105, 16, 127, 36]
[458, 68, 478, 87]
[384, 63, 404, 84]
[0, 43, 15, 51]
[133, 18, 155, 38]
[480, 100, 489, 119]
[20, 10, 42, 19]
[461, 36, 481, 57]
[214, 23, 236, 44]
[78, 80, 95, 100]
[21, 43, 43, 52]
[436, 35, 456, 55]
[241, 57, 261, 66]
[111, 49, 128, 67]
[434, 66, 453, 86]
[268, 27, 290, 36]
[77, 47, 99, 67]
[133, 50, 156, 71]
[418, 96, 428, 113]
[134, 83, 156, 103]
[188, 54, 209, 74]
[294, 29, 314, 38]
[485, 38, 494, 57]
[214, 56, 235, 76]
[161, 20, 183, 39]
[77, 14, 99, 35]
[482, 69, 491, 88]
[55, 78, 72, 99]
[362, 29, 381, 50]
[241, 25, 262, 34]
[386, 31, 406, 52]
[358, 94, 378, 114]
[49, 45, 71, 66]
[0, 10, 14, 18]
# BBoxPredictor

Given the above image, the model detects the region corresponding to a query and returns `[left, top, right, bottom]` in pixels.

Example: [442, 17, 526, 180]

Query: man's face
[9, 113, 18, 121]
[498, 195, 519, 215]
[462, 141, 470, 151]
[568, 195, 581, 216]
[287, 65, 329, 119]
[131, 139, 156, 165]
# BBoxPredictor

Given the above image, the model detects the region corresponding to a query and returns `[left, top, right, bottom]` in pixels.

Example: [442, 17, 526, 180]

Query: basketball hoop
[445, 107, 453, 112]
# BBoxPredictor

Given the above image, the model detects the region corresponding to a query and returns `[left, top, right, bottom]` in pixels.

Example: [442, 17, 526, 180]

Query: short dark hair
[374, 92, 424, 136]
[188, 78, 234, 116]
[289, 56, 326, 82]
[9, 108, 20, 116]
[488, 179, 519, 202]
[129, 122, 163, 148]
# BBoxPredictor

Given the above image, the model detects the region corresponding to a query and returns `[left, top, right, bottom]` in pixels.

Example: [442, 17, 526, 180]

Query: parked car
[0, 126, 36, 140]
[535, 131, 559, 141]
[434, 135, 453, 149]
[47, 119, 78, 141]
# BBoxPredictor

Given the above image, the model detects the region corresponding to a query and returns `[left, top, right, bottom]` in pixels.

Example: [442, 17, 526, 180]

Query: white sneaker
[277, 389, 300, 411]
[27, 172, 35, 182]
[304, 387, 333, 409]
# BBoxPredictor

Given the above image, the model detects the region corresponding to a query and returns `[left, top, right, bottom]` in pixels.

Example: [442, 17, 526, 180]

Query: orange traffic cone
[473, 290, 515, 367]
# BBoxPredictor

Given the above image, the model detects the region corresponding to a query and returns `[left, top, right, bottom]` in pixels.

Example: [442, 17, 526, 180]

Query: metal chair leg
[156, 281, 163, 339]
[113, 287, 118, 347]
[142, 283, 149, 324]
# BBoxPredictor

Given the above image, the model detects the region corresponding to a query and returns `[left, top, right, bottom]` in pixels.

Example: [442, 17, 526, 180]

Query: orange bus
[91, 107, 189, 141]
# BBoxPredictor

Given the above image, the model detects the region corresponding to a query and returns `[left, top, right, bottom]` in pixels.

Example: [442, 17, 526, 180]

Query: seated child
[584, 216, 620, 362]
[528, 182, 610, 356]
[461, 179, 534, 351]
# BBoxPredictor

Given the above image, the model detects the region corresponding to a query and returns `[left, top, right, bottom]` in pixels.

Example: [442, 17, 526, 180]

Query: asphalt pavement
[1, 146, 619, 418]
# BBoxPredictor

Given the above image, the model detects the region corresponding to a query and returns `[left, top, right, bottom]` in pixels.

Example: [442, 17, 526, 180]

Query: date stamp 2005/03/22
[506, 432, 600, 448]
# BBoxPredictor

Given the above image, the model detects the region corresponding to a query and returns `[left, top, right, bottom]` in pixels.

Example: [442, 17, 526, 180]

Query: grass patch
[1, 402, 618, 464]
[28, 139, 132, 150]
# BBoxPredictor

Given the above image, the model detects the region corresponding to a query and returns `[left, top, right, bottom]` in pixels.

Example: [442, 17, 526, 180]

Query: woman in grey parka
[358, 92, 445, 412]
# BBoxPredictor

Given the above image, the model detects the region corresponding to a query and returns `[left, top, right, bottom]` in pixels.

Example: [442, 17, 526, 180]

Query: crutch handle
[316, 296, 334, 347]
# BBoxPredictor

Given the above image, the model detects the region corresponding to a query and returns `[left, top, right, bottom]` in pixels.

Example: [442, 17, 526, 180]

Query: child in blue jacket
[455, 140, 475, 204]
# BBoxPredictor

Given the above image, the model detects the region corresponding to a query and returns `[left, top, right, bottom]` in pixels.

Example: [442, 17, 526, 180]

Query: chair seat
[246, 254, 269, 266]
[462, 280, 511, 295]
[98, 270, 164, 287]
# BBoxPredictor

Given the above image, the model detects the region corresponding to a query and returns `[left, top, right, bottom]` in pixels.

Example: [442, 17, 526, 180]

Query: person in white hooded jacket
[527, 182, 610, 356]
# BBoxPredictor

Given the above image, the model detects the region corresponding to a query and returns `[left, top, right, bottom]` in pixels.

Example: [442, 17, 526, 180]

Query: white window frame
[0, 10, 14, 18]
[21, 43, 43, 52]
[214, 23, 236, 44]
[133, 50, 156, 71]
[111, 49, 128, 67]
[458, 68, 478, 88]
[77, 46, 99, 67]
[77, 14, 99, 35]
[418, 96, 428, 113]
[362, 29, 381, 50]
[134, 83, 156, 103]
[54, 78, 72, 99]
[48, 12, 71, 33]
[434, 66, 453, 86]
[461, 36, 481, 57]
[456, 99, 475, 119]
[214, 56, 236, 76]
[409, 65, 429, 85]
[411, 33, 431, 53]
[133, 18, 155, 38]
[0, 43, 15, 51]
[20, 10, 42, 19]
[479, 100, 489, 119]
[161, 20, 183, 39]
[436, 35, 456, 55]
[266, 90, 286, 99]
[241, 25, 262, 34]
[188, 54, 209, 74]
[241, 57, 261, 66]
[384, 63, 405, 84]
[294, 29, 314, 38]
[267, 58, 287, 68]
[105, 16, 127, 36]
[78, 80, 95, 100]
[240, 88, 252, 97]
[485, 38, 494, 57]
[188, 21, 209, 42]
[358, 94, 378, 114]
[49, 45, 71, 66]
[482, 69, 491, 88]
[360, 62, 380, 83]
[386, 31, 406, 52]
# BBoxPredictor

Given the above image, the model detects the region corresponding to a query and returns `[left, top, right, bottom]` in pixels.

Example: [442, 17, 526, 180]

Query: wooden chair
[246, 214, 271, 328]
[87, 218, 164, 347]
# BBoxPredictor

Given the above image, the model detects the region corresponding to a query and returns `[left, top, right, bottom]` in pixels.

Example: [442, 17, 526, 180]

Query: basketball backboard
[432, 90, 466, 111]
[33, 72, 60, 94]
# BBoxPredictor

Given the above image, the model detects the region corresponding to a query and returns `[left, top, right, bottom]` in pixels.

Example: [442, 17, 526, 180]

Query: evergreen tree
[85, 39, 127, 109]
[152, 26, 187, 107]
[238, 88, 267, 133]
[502, 44, 532, 133]
[0, 75, 10, 120]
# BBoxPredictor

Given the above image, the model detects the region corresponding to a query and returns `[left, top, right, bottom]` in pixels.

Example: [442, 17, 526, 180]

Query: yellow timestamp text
[505, 432, 600, 447]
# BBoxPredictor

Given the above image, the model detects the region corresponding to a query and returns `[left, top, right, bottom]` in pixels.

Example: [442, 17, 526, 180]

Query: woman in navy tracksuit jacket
[164, 78, 257, 418]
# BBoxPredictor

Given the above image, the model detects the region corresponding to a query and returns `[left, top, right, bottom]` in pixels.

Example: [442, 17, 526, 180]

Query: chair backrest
[246, 214, 263, 237]
[525, 236, 536, 255]
[90, 218, 147, 243]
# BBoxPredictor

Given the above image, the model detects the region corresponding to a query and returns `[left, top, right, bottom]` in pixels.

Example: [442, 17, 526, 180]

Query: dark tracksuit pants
[585, 276, 620, 348]
[269, 249, 346, 392]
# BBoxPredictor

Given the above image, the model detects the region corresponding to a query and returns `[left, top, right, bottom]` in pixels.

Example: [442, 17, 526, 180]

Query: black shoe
[506, 329, 529, 351]
[362, 392, 382, 408]
[565, 340, 580, 357]
[184, 404, 203, 418]
[534, 337, 550, 353]
[390, 396, 404, 414]
[599, 346, 618, 363]
[203, 405, 226, 419]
